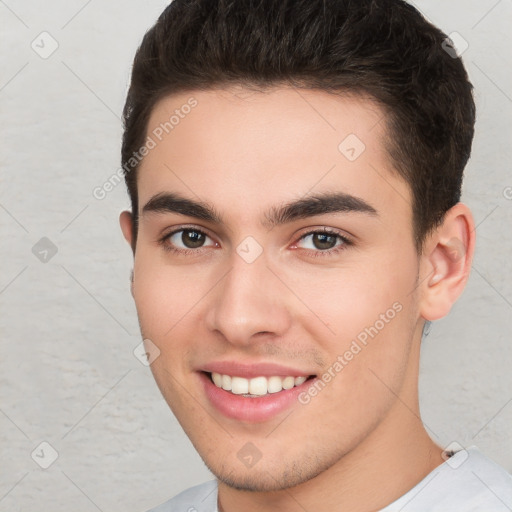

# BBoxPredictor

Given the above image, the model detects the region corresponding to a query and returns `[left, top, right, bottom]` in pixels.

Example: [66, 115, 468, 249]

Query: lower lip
[199, 372, 315, 423]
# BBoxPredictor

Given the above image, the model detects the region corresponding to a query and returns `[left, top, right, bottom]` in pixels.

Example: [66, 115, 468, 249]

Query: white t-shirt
[146, 446, 512, 511]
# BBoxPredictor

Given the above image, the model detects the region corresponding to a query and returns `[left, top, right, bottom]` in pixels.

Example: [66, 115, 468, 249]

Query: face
[122, 86, 425, 491]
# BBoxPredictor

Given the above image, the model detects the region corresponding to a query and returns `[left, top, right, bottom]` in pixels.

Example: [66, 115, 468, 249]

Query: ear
[119, 210, 134, 250]
[418, 203, 475, 321]
[119, 210, 135, 297]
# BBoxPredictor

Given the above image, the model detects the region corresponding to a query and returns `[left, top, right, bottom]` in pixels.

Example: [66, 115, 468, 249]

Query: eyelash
[158, 226, 353, 258]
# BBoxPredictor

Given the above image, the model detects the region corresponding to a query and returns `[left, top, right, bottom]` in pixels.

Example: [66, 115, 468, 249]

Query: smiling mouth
[207, 371, 315, 397]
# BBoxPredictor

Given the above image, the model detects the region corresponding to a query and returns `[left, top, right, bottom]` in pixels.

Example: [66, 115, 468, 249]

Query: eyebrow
[141, 191, 378, 228]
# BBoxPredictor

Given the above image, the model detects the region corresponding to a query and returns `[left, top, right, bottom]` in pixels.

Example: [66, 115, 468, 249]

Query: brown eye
[181, 229, 206, 248]
[311, 233, 338, 250]
[297, 231, 346, 252]
[165, 228, 215, 251]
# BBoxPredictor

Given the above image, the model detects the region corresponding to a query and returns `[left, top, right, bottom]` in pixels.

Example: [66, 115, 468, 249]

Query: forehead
[138, 86, 412, 227]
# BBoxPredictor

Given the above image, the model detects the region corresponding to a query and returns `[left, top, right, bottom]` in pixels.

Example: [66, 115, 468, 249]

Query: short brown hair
[122, 0, 475, 251]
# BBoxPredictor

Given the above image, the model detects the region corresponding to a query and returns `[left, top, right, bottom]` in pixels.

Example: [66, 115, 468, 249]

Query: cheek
[320, 266, 417, 409]
[284, 256, 416, 346]
[284, 249, 419, 404]
[132, 251, 203, 338]
[296, 300, 416, 442]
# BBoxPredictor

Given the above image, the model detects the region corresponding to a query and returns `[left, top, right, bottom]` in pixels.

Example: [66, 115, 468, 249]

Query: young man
[119, 0, 512, 510]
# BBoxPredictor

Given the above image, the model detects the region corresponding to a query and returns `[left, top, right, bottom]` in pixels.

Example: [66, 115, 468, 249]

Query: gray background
[1, 1, 511, 510]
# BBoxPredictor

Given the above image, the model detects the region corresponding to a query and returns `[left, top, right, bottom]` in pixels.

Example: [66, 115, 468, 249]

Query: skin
[120, 86, 475, 512]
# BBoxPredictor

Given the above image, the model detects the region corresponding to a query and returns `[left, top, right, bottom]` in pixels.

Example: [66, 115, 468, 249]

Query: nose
[204, 250, 293, 346]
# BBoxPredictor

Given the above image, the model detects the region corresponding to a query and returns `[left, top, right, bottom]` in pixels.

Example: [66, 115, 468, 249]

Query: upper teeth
[211, 373, 308, 396]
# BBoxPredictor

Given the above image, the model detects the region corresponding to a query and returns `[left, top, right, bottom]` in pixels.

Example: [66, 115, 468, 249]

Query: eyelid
[161, 224, 215, 240]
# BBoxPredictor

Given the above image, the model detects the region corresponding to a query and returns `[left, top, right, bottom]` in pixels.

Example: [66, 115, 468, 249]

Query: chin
[201, 451, 336, 493]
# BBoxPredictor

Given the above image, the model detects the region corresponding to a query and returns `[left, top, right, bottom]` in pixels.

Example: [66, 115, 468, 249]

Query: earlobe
[419, 203, 475, 321]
